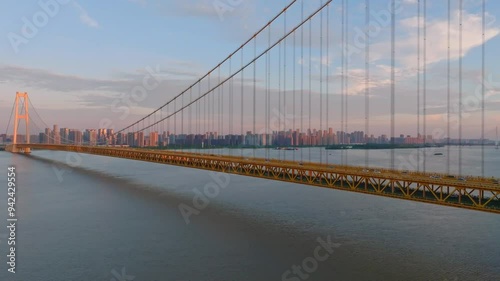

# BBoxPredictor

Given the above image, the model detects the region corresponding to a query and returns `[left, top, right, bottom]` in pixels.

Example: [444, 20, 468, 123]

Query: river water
[0, 147, 499, 281]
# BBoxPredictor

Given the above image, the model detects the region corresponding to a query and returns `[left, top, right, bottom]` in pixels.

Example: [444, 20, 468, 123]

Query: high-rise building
[84, 129, 97, 146]
[97, 128, 107, 144]
[127, 132, 137, 147]
[60, 128, 70, 144]
[169, 134, 176, 145]
[351, 131, 364, 144]
[53, 125, 61, 144]
[69, 130, 83, 145]
[116, 133, 126, 145]
[381, 134, 388, 144]
[44, 128, 52, 144]
[13, 135, 25, 143]
[137, 132, 145, 147]
[149, 132, 159, 147]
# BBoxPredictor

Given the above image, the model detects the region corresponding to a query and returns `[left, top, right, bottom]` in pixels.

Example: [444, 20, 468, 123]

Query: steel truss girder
[9, 144, 500, 214]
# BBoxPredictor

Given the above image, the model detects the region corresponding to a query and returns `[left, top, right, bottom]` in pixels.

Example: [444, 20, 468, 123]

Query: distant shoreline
[325, 144, 443, 150]
[325, 144, 497, 150]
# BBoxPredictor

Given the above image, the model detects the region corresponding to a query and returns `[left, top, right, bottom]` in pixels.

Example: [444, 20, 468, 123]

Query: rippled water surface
[0, 147, 498, 281]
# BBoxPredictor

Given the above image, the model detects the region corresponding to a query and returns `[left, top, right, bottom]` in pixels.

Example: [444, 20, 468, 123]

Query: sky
[0, 0, 499, 139]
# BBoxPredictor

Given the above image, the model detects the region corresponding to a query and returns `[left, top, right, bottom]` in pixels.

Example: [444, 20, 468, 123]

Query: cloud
[73, 2, 100, 28]
[0, 63, 206, 114]
[2, 3, 498, 137]
[371, 9, 500, 68]
[0, 63, 204, 94]
[0, 65, 126, 92]
[334, 7, 500, 118]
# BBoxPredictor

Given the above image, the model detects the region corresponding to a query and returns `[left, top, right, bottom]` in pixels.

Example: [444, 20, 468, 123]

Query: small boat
[275, 147, 297, 151]
[434, 152, 444, 156]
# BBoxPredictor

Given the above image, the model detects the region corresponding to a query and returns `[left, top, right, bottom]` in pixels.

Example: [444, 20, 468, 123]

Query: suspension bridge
[3, 0, 500, 214]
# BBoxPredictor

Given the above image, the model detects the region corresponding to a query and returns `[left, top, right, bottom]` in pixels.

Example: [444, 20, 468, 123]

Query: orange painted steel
[7, 144, 500, 214]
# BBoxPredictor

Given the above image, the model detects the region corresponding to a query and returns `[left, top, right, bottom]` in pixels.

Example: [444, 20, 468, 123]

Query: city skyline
[1, 2, 499, 281]
[1, 123, 496, 147]
[1, 0, 500, 137]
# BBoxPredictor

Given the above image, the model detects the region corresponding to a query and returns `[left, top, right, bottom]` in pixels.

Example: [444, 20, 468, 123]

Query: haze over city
[1, 0, 499, 139]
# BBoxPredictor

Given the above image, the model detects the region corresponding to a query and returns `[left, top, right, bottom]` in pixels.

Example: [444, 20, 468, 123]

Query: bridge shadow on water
[19, 153, 361, 278]
[15, 152, 496, 280]
[19, 153, 356, 237]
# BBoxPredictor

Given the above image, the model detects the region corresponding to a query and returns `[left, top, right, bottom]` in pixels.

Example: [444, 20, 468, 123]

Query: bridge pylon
[9, 92, 30, 153]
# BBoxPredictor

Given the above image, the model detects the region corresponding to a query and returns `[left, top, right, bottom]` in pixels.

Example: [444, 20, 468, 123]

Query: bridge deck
[8, 144, 500, 214]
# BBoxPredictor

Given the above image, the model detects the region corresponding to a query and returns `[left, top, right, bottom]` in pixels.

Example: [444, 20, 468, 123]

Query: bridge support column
[12, 92, 30, 154]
